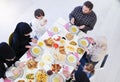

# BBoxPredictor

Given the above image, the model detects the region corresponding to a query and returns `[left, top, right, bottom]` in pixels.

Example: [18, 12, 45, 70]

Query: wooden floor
[0, 0, 120, 82]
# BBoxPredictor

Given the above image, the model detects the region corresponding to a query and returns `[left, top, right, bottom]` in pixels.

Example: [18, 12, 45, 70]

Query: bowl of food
[50, 73, 64, 82]
[26, 73, 35, 82]
[66, 54, 77, 66]
[6, 67, 24, 81]
[51, 26, 61, 34]
[35, 69, 48, 82]
[30, 46, 43, 57]
[69, 25, 79, 34]
[78, 38, 90, 47]
[77, 47, 85, 54]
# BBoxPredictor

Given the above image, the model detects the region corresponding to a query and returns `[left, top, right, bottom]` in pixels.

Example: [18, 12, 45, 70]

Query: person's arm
[69, 7, 79, 24]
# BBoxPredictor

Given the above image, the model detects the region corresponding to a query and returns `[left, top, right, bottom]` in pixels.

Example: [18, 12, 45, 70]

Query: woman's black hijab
[0, 42, 16, 60]
[14, 22, 32, 37]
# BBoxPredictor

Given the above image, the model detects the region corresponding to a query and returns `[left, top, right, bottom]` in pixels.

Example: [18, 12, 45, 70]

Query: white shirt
[31, 18, 46, 39]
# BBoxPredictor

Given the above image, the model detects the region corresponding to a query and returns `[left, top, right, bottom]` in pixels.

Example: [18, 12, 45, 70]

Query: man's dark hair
[84, 1, 93, 10]
[34, 9, 45, 18]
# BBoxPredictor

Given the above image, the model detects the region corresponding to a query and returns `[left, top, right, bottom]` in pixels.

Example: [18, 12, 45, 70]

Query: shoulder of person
[75, 6, 82, 9]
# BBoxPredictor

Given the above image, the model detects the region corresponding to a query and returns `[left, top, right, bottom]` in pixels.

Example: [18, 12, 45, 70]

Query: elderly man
[69, 1, 97, 33]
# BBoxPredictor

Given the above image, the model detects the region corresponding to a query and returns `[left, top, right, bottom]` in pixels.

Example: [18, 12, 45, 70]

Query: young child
[31, 9, 47, 39]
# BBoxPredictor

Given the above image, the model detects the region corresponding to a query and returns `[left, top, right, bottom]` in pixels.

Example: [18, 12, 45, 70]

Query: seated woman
[80, 36, 108, 66]
[10, 22, 37, 60]
[0, 42, 23, 78]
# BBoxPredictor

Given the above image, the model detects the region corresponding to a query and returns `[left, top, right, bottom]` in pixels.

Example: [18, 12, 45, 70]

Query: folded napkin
[4, 78, 11, 82]
[64, 22, 70, 31]
[27, 50, 32, 58]
[47, 30, 54, 37]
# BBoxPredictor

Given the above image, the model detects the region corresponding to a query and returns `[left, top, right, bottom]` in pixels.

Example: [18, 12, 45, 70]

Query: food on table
[60, 39, 65, 44]
[67, 54, 76, 63]
[59, 46, 66, 54]
[26, 59, 38, 69]
[53, 43, 59, 49]
[35, 69, 48, 82]
[12, 67, 22, 78]
[77, 47, 84, 54]
[53, 77, 59, 82]
[44, 37, 55, 47]
[70, 25, 78, 33]
[47, 70, 53, 75]
[54, 53, 66, 62]
[38, 41, 44, 47]
[66, 45, 75, 52]
[26, 73, 34, 82]
[17, 80, 25, 82]
[51, 74, 64, 82]
[65, 33, 74, 40]
[52, 26, 59, 33]
[39, 61, 45, 67]
[69, 41, 77, 46]
[51, 64, 61, 73]
[53, 35, 61, 41]
[78, 38, 89, 47]
[31, 46, 41, 56]
[42, 54, 53, 64]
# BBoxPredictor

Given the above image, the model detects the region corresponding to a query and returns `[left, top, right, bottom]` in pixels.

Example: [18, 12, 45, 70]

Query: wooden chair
[8, 32, 14, 45]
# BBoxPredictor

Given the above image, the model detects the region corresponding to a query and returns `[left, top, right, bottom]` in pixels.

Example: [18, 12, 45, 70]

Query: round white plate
[6, 67, 24, 81]
[78, 38, 90, 47]
[49, 73, 64, 82]
[66, 54, 77, 66]
[51, 26, 61, 34]
[30, 46, 43, 57]
[69, 25, 79, 34]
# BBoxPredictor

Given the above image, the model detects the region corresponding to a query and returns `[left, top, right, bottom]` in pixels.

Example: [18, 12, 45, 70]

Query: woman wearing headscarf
[0, 42, 17, 78]
[10, 22, 37, 60]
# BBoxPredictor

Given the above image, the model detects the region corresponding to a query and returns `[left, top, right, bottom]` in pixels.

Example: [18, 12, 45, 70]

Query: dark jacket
[0, 42, 17, 78]
[10, 22, 32, 60]
[66, 70, 90, 82]
[69, 6, 97, 33]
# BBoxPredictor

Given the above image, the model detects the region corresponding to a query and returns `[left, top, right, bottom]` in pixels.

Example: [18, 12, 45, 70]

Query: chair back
[100, 54, 108, 68]
[8, 32, 14, 45]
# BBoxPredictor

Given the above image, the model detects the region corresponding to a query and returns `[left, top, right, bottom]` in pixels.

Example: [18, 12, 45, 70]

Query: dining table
[6, 18, 92, 82]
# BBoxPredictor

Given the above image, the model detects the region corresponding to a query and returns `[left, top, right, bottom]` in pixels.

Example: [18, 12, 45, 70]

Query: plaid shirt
[69, 6, 97, 33]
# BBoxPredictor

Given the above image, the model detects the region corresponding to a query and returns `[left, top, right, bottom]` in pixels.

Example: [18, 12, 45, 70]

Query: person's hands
[25, 45, 32, 49]
[77, 62, 81, 66]
[78, 25, 85, 29]
[62, 66, 71, 79]
[41, 19, 47, 26]
[83, 46, 90, 54]
[31, 38, 38, 43]
[62, 70, 70, 79]
[70, 18, 75, 24]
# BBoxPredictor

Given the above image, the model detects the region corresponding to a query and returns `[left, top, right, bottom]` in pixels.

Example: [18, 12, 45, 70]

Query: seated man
[69, 1, 97, 33]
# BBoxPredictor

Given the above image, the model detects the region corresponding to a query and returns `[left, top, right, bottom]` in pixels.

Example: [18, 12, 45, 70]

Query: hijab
[14, 22, 32, 37]
[0, 42, 16, 60]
